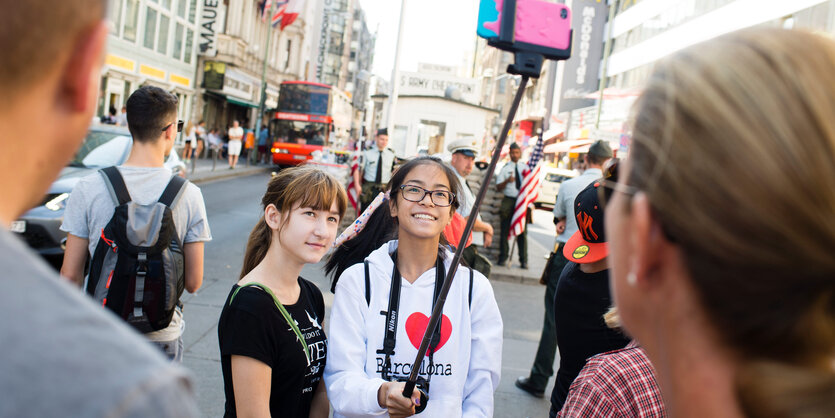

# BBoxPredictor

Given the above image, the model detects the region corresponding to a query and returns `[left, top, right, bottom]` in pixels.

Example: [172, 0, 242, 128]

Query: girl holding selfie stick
[218, 166, 347, 418]
[324, 157, 503, 418]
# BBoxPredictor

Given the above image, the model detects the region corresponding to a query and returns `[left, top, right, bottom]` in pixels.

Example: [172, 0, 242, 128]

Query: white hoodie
[325, 240, 503, 417]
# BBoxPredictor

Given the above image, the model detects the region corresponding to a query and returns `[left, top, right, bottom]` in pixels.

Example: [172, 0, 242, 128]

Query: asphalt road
[182, 173, 557, 417]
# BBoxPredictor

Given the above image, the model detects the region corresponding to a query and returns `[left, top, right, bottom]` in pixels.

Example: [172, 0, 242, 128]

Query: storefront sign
[558, 0, 607, 113]
[199, 0, 226, 56]
[105, 54, 135, 72]
[140, 64, 166, 80]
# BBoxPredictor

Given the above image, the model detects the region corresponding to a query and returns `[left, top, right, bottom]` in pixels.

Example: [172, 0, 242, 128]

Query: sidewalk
[184, 153, 274, 184]
[489, 233, 550, 285]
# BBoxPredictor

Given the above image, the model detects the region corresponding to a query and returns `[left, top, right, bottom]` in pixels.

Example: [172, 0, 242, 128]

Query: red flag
[347, 152, 360, 214]
[279, 0, 304, 30]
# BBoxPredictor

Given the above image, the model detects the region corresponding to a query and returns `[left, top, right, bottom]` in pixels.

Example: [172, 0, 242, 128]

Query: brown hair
[628, 28, 835, 416]
[240, 165, 348, 279]
[0, 0, 106, 99]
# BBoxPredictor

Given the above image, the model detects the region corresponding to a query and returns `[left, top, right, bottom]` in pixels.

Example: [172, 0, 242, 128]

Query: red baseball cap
[563, 181, 608, 264]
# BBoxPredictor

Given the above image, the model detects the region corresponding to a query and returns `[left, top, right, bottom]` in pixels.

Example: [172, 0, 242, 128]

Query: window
[173, 23, 184, 59]
[177, 0, 187, 18]
[184, 29, 194, 64]
[123, 0, 139, 41]
[157, 14, 170, 54]
[108, 0, 123, 35]
[188, 0, 196, 23]
[284, 39, 292, 70]
[161, 0, 171, 9]
[144, 8, 157, 49]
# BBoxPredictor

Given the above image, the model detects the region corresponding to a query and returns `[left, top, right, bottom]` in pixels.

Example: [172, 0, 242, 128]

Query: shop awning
[543, 139, 594, 154]
[226, 96, 259, 108]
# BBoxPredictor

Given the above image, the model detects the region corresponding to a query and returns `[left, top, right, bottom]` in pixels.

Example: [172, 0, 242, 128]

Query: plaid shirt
[558, 341, 667, 418]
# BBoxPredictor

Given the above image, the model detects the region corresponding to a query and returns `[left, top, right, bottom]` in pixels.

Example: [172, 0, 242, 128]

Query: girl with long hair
[324, 156, 503, 417]
[182, 120, 195, 163]
[605, 28, 835, 417]
[218, 166, 347, 418]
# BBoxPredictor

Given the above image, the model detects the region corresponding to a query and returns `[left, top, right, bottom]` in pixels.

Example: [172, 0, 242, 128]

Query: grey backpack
[85, 166, 187, 333]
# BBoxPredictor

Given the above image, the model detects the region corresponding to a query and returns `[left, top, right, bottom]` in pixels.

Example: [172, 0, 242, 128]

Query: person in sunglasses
[61, 86, 212, 361]
[324, 156, 503, 417]
[604, 28, 835, 417]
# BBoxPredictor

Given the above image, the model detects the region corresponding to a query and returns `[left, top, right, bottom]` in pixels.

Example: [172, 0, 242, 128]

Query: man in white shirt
[353, 128, 396, 208]
[447, 139, 494, 277]
[227, 120, 244, 169]
[495, 142, 528, 268]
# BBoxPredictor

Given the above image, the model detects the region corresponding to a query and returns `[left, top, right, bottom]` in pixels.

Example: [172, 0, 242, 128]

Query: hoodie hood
[365, 240, 455, 285]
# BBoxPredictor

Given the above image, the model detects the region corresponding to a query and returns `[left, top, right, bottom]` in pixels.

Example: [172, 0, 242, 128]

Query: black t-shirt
[218, 278, 327, 418]
[550, 262, 630, 411]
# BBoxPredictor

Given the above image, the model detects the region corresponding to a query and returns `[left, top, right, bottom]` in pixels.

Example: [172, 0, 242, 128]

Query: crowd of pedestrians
[1, 2, 833, 417]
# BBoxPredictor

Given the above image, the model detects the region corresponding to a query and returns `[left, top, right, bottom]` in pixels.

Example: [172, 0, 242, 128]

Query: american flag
[510, 135, 545, 238]
[347, 152, 360, 215]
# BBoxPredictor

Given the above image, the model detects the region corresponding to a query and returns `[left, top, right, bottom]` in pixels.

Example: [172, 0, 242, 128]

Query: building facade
[101, 0, 203, 124]
[192, 0, 314, 133]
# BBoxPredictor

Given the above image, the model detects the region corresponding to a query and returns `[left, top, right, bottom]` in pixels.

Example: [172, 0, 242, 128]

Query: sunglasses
[162, 120, 184, 133]
[597, 158, 640, 207]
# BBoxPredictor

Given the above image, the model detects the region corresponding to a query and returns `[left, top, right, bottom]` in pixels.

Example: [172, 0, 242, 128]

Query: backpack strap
[158, 175, 188, 208]
[364, 259, 371, 306]
[100, 166, 131, 205]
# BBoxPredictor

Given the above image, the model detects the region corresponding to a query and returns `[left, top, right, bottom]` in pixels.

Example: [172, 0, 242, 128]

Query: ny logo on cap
[577, 212, 598, 241]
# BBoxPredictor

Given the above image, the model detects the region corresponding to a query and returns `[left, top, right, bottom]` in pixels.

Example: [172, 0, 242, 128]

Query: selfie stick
[401, 74, 530, 402]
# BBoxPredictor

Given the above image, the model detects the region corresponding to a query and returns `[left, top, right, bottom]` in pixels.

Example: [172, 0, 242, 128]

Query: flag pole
[253, 0, 279, 165]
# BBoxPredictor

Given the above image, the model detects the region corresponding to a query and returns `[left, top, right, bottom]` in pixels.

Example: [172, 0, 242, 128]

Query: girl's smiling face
[390, 163, 454, 242]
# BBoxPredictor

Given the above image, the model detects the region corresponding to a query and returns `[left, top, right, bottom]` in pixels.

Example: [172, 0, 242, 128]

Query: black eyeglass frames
[162, 120, 184, 133]
[399, 185, 455, 207]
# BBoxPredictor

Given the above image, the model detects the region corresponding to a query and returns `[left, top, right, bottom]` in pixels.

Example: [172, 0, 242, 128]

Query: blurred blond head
[611, 27, 835, 417]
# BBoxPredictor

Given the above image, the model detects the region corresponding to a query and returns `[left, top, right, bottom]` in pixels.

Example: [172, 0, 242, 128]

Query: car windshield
[70, 131, 130, 168]
[545, 173, 571, 183]
[272, 120, 329, 146]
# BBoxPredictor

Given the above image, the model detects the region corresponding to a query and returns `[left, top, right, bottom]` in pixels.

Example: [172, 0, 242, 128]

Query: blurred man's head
[0, 0, 108, 223]
[126, 86, 179, 154]
[586, 140, 613, 168]
[233, 120, 240, 128]
[376, 128, 389, 150]
[509, 142, 522, 162]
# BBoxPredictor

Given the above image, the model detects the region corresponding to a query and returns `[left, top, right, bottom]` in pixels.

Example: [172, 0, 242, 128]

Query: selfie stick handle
[402, 75, 530, 400]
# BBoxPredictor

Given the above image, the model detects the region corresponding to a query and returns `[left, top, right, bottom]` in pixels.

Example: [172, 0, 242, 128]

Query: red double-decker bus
[270, 81, 339, 166]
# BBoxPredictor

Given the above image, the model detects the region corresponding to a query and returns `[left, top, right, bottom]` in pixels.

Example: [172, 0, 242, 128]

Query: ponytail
[737, 360, 835, 417]
[239, 216, 272, 279]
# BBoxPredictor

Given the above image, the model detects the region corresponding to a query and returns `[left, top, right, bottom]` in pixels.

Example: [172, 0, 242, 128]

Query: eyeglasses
[162, 120, 184, 133]
[597, 158, 640, 207]
[399, 185, 455, 207]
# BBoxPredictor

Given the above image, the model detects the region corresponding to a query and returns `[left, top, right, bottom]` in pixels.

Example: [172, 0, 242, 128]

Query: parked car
[11, 125, 186, 263]
[534, 166, 577, 209]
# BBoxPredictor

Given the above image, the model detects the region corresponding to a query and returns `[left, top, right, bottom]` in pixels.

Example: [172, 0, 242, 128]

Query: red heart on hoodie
[405, 312, 452, 355]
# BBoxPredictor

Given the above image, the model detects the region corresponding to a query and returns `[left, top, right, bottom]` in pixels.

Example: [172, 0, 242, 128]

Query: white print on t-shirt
[306, 310, 322, 330]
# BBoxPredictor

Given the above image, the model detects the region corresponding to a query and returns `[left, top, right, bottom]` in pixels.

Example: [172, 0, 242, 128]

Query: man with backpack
[1, 1, 200, 416]
[61, 85, 212, 362]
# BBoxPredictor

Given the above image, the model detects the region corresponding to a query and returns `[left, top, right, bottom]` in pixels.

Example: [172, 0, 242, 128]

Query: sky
[357, 0, 481, 81]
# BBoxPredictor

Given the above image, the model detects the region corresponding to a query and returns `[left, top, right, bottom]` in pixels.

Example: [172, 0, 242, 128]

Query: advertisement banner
[557, 0, 607, 113]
